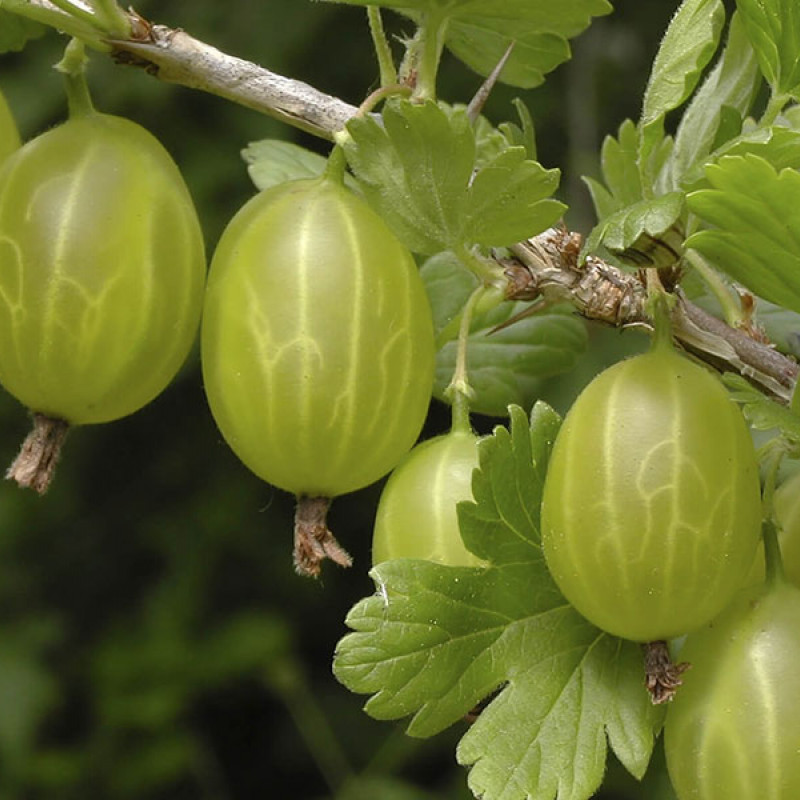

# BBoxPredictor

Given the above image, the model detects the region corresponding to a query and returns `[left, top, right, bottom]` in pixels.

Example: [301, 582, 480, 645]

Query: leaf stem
[761, 90, 791, 127]
[445, 285, 488, 433]
[761, 446, 786, 587]
[684, 248, 744, 328]
[47, 0, 97, 28]
[367, 7, 396, 88]
[89, 0, 130, 37]
[413, 11, 448, 101]
[455, 243, 506, 284]
[55, 38, 95, 118]
[644, 271, 676, 353]
[4, 0, 107, 48]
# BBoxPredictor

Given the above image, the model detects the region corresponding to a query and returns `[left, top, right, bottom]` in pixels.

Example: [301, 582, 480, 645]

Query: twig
[507, 228, 799, 403]
[16, 1, 358, 139]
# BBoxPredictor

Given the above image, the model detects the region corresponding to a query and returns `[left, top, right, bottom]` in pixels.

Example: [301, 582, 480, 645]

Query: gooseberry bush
[2, 0, 800, 798]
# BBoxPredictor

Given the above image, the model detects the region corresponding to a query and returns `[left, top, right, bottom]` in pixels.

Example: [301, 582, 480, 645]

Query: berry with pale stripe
[540, 345, 761, 642]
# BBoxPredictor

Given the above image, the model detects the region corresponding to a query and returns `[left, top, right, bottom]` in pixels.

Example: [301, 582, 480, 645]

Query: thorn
[466, 41, 515, 123]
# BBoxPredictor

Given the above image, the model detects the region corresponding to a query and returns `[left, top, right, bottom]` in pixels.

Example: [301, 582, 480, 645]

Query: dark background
[0, 2, 691, 797]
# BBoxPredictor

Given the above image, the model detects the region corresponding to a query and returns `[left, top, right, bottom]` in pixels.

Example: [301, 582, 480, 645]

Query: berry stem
[56, 39, 95, 118]
[6, 413, 70, 494]
[293, 496, 352, 578]
[643, 640, 690, 704]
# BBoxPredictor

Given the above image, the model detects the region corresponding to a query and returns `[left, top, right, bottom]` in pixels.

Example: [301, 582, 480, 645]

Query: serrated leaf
[584, 191, 684, 262]
[736, 0, 800, 96]
[459, 404, 558, 564]
[345, 99, 562, 254]
[667, 12, 762, 187]
[242, 140, 329, 191]
[326, 0, 611, 88]
[421, 254, 586, 417]
[722, 373, 800, 442]
[334, 404, 663, 800]
[344, 100, 474, 254]
[0, 8, 45, 52]
[584, 119, 643, 220]
[498, 98, 537, 161]
[640, 0, 726, 181]
[681, 124, 800, 189]
[458, 635, 659, 800]
[686, 154, 800, 313]
[466, 148, 565, 247]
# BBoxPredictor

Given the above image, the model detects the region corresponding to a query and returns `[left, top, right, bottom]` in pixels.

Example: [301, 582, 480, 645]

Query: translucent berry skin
[0, 88, 20, 165]
[540, 346, 761, 642]
[664, 580, 800, 800]
[201, 176, 435, 498]
[373, 430, 484, 567]
[0, 112, 206, 424]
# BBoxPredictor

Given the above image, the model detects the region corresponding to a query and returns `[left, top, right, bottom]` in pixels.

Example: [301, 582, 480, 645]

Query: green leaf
[242, 140, 329, 191]
[667, 12, 762, 187]
[344, 100, 474, 254]
[756, 299, 800, 357]
[584, 119, 643, 220]
[344, 100, 562, 254]
[466, 148, 565, 247]
[498, 98, 538, 161]
[584, 191, 684, 264]
[722, 373, 800, 443]
[422, 254, 586, 417]
[681, 125, 800, 189]
[334, 404, 663, 800]
[327, 1, 611, 88]
[0, 8, 45, 52]
[639, 0, 726, 180]
[686, 154, 800, 314]
[736, 0, 800, 96]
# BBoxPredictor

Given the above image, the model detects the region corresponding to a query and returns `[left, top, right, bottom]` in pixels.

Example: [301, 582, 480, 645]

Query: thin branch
[507, 228, 798, 403]
[109, 23, 358, 140]
[18, 1, 358, 139]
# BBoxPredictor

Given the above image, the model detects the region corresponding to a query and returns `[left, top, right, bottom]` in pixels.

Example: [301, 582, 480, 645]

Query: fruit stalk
[293, 496, 352, 579]
[6, 414, 70, 494]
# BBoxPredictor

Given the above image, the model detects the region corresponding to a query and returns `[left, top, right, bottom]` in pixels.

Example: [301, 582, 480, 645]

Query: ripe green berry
[664, 579, 800, 799]
[201, 172, 435, 575]
[373, 429, 484, 567]
[0, 112, 205, 426]
[540, 345, 761, 642]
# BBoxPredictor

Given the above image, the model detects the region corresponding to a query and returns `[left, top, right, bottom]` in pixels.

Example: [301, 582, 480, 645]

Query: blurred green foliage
[0, 1, 681, 797]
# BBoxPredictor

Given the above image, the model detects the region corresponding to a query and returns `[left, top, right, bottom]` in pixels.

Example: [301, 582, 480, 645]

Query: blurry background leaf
[0, 9, 45, 53]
